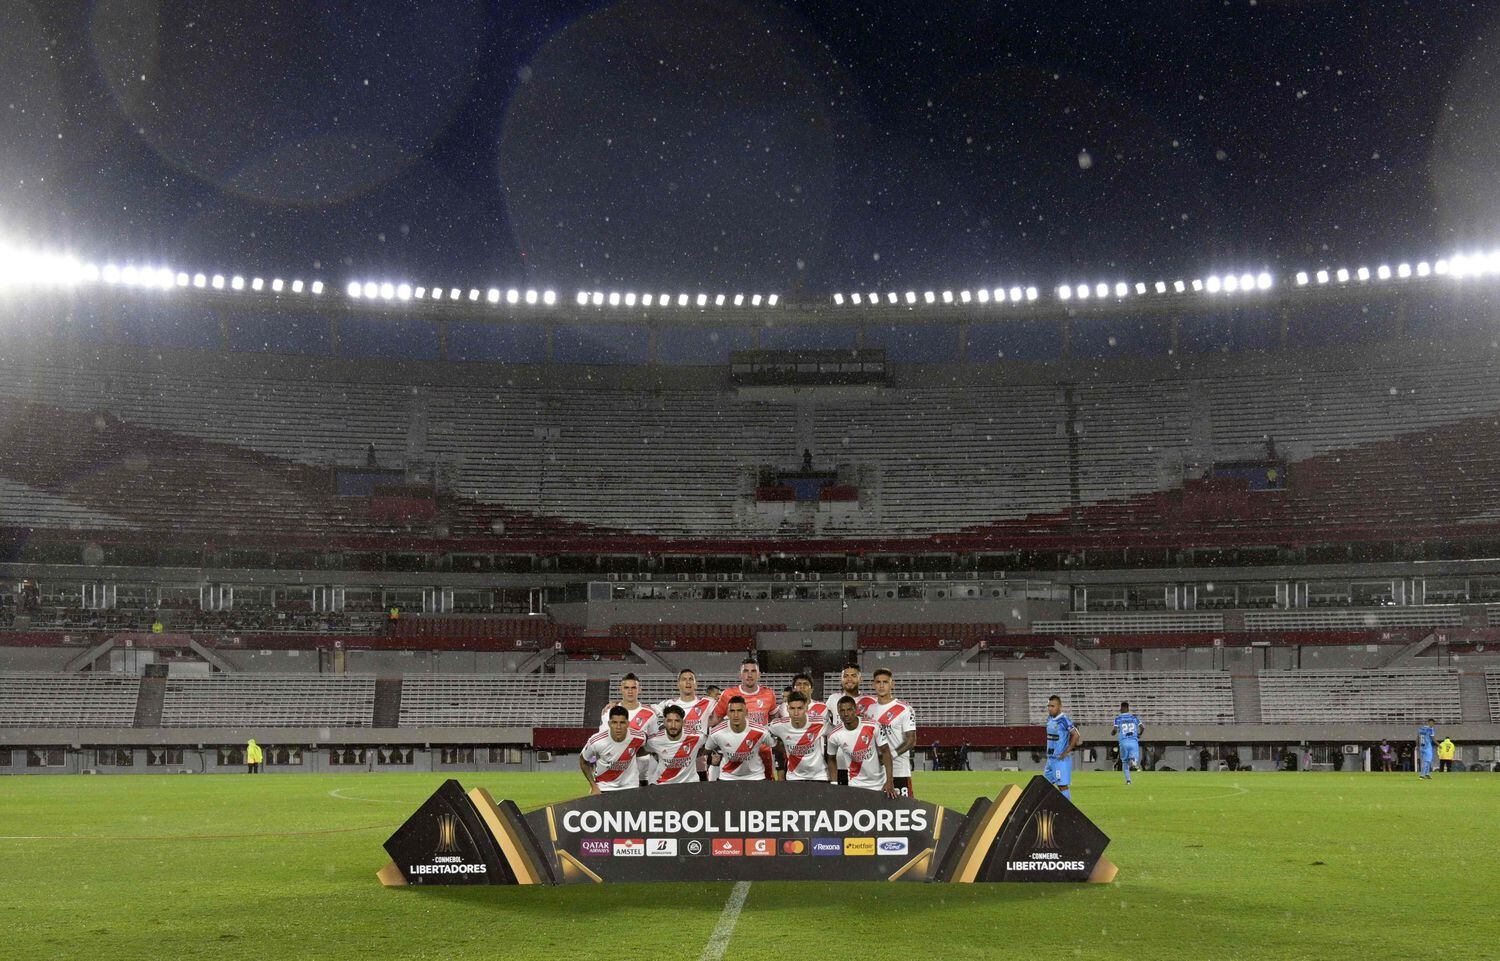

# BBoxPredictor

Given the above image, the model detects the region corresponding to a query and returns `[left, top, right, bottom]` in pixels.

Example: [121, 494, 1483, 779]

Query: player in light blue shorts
[1112, 700, 1143, 785]
[1416, 720, 1438, 780]
[1044, 694, 1080, 799]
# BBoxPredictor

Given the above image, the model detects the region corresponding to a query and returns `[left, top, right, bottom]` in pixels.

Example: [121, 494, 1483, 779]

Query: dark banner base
[378, 777, 1115, 886]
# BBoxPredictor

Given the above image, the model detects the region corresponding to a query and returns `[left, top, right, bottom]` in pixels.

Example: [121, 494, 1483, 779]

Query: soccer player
[580, 706, 648, 794]
[791, 673, 830, 726]
[712, 658, 779, 727]
[769, 691, 831, 781]
[825, 665, 877, 785]
[600, 672, 659, 786]
[870, 668, 917, 797]
[768, 685, 796, 725]
[705, 695, 776, 780]
[1044, 694, 1080, 800]
[1416, 719, 1438, 779]
[644, 704, 707, 786]
[1112, 700, 1143, 785]
[704, 685, 724, 780]
[827, 695, 897, 796]
[655, 668, 715, 780]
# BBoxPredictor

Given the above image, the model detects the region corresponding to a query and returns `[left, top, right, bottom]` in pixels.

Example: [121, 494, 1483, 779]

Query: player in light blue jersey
[1044, 694, 1081, 800]
[1112, 700, 1143, 785]
[1416, 719, 1438, 780]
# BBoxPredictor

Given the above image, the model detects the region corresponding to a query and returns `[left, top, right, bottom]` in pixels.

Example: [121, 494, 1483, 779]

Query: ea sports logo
[686, 839, 704, 855]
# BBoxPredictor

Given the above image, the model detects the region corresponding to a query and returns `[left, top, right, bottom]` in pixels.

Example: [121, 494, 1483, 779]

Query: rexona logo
[780, 838, 809, 856]
[843, 837, 876, 856]
[579, 838, 611, 857]
[612, 838, 645, 857]
[745, 837, 776, 857]
[712, 838, 744, 856]
[810, 837, 842, 856]
[877, 837, 910, 856]
[646, 838, 678, 857]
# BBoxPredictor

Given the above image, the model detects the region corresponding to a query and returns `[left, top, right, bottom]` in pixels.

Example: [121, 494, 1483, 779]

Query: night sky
[3, 0, 1499, 295]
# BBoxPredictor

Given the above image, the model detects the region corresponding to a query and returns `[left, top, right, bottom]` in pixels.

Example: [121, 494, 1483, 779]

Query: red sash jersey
[704, 722, 775, 780]
[654, 696, 714, 737]
[644, 732, 706, 785]
[768, 718, 831, 781]
[582, 730, 648, 791]
[598, 703, 660, 738]
[827, 721, 890, 791]
[870, 698, 917, 778]
[823, 692, 877, 723]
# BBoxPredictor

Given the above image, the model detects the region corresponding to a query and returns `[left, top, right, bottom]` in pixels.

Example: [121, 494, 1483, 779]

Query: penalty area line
[699, 881, 751, 961]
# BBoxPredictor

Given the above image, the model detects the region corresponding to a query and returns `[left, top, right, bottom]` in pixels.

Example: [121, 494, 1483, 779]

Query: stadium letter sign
[378, 777, 1116, 886]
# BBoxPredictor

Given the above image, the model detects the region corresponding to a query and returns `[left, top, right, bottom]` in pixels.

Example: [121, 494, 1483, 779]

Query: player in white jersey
[643, 704, 707, 786]
[704, 696, 775, 780]
[790, 673, 832, 728]
[825, 666, 878, 785]
[654, 668, 715, 781]
[703, 685, 724, 780]
[826, 695, 896, 795]
[580, 706, 648, 793]
[768, 691, 832, 781]
[599, 672, 659, 786]
[869, 668, 918, 797]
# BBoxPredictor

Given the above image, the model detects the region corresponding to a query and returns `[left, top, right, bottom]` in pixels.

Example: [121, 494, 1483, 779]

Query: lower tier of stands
[1258, 670, 1462, 725]
[1026, 671, 1236, 725]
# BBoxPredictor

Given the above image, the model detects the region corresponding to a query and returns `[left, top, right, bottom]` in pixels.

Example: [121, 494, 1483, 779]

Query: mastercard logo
[781, 839, 807, 855]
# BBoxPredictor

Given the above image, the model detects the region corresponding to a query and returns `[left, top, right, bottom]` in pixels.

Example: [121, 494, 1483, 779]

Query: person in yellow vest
[246, 738, 264, 774]
[1437, 737, 1456, 774]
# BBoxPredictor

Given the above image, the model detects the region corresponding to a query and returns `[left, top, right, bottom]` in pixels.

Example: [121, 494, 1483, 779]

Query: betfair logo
[434, 814, 461, 855]
[843, 837, 876, 856]
[1031, 810, 1057, 850]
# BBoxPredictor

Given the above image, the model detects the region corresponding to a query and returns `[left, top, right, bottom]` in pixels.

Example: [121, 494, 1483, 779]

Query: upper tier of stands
[160, 674, 375, 727]
[1487, 669, 1500, 723]
[1025, 671, 1236, 725]
[0, 672, 139, 727]
[4, 344, 1500, 545]
[1257, 670, 1462, 724]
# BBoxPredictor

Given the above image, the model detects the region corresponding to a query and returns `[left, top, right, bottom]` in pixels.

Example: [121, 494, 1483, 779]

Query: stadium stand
[1243, 610, 1464, 630]
[1025, 671, 1236, 725]
[160, 674, 376, 727]
[612, 623, 782, 652]
[1257, 670, 1463, 724]
[1032, 614, 1226, 634]
[822, 672, 1006, 725]
[1488, 668, 1500, 723]
[0, 672, 140, 727]
[398, 675, 588, 727]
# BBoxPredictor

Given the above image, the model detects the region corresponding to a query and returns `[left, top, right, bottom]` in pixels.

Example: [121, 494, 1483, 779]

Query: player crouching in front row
[704, 696, 777, 780]
[581, 706, 649, 794]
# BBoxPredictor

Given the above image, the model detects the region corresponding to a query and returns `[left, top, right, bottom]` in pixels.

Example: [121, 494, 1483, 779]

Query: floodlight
[625, 292, 637, 306]
[348, 281, 363, 298]
[543, 290, 556, 305]
[1095, 282, 1109, 298]
[1206, 275, 1222, 293]
[607, 292, 620, 306]
[905, 291, 917, 304]
[976, 289, 990, 303]
[525, 289, 538, 304]
[397, 283, 411, 300]
[251, 277, 264, 291]
[696, 293, 707, 307]
[1377, 265, 1391, 280]
[291, 280, 305, 293]
[733, 293, 744, 306]
[1115, 282, 1128, 297]
[1295, 272, 1309, 286]
[1336, 268, 1350, 283]
[1256, 272, 1272, 290]
[1058, 285, 1072, 300]
[941, 290, 953, 303]
[591, 291, 604, 306]
[923, 291, 935, 304]
[1173, 280, 1186, 293]
[959, 290, 971, 303]
[1356, 267, 1370, 282]
[767, 294, 779, 306]
[715, 294, 725, 306]
[487, 288, 501, 304]
[1155, 281, 1167, 293]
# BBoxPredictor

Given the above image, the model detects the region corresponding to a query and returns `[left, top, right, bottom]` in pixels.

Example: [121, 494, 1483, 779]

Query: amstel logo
[434, 814, 461, 855]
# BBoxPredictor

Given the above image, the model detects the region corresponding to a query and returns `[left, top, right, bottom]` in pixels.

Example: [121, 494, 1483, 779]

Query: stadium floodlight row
[1294, 250, 1500, 287]
[6, 234, 1500, 312]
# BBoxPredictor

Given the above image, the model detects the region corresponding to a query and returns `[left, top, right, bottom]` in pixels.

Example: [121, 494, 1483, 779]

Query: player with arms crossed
[705, 695, 776, 780]
[599, 672, 659, 786]
[827, 695, 897, 796]
[712, 658, 779, 727]
[1416, 718, 1439, 780]
[655, 668, 715, 781]
[643, 704, 707, 786]
[581, 706, 648, 794]
[1112, 700, 1143, 785]
[870, 668, 918, 797]
[769, 691, 833, 782]
[1044, 694, 1081, 800]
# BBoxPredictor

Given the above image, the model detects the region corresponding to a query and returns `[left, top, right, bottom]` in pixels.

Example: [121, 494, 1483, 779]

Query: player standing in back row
[1044, 694, 1081, 800]
[599, 672, 659, 787]
[712, 658, 779, 727]
[654, 668, 714, 781]
[825, 666, 878, 785]
[870, 668, 917, 797]
[1112, 700, 1143, 785]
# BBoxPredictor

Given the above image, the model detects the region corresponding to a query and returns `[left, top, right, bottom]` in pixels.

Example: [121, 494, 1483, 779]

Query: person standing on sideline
[1043, 695, 1080, 800]
[1416, 720, 1438, 780]
[1437, 736, 1456, 774]
[245, 738, 264, 774]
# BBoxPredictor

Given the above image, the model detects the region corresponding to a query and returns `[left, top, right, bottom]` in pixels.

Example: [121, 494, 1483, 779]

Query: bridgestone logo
[407, 863, 487, 875]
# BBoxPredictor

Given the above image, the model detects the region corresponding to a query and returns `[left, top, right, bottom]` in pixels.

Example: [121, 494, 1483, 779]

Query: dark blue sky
[4, 0, 1499, 294]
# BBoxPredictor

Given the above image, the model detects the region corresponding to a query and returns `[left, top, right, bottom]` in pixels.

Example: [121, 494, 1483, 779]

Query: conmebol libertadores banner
[378, 777, 1115, 886]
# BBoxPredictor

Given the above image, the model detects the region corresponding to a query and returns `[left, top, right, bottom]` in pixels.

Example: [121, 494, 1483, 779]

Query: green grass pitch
[2, 771, 1494, 960]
